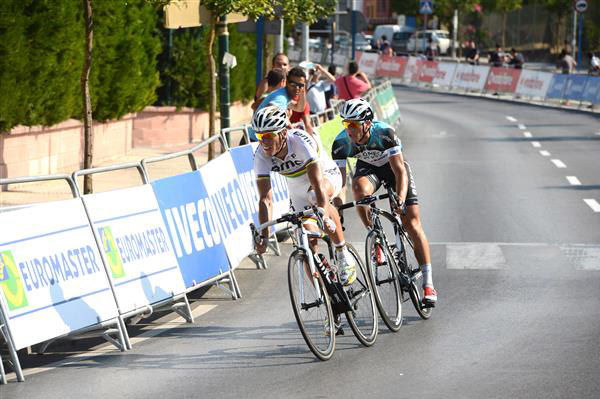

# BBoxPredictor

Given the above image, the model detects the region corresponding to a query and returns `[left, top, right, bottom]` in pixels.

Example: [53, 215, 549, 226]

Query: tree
[82, 0, 93, 194]
[538, 0, 572, 50]
[483, 0, 523, 47]
[200, 0, 275, 160]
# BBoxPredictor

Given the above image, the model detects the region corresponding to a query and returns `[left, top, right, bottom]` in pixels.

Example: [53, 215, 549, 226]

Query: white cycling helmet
[340, 98, 374, 121]
[252, 106, 288, 132]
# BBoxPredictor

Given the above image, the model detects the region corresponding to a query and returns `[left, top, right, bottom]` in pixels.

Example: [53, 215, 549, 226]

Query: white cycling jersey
[254, 129, 341, 210]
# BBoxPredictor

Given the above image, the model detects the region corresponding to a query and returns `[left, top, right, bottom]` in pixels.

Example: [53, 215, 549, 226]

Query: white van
[373, 25, 414, 47]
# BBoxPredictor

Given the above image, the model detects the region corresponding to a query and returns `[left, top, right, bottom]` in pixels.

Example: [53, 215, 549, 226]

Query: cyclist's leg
[398, 162, 436, 301]
[351, 161, 379, 228]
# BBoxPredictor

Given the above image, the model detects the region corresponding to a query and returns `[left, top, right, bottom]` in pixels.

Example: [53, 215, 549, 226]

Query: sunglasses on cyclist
[288, 81, 305, 89]
[342, 120, 365, 130]
[256, 131, 281, 141]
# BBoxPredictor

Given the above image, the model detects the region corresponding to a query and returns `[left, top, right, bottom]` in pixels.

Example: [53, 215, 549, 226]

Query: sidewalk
[0, 138, 233, 208]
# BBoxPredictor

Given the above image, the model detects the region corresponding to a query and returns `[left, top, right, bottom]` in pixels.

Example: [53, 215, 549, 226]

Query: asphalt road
[2, 88, 599, 399]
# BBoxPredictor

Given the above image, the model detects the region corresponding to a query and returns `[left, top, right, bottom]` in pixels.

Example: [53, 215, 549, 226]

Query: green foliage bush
[156, 24, 256, 110]
[0, 0, 161, 131]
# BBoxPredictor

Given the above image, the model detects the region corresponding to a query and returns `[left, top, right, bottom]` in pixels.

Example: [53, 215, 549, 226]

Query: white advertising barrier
[82, 185, 186, 313]
[0, 199, 119, 349]
[515, 70, 553, 98]
[403, 56, 420, 82]
[198, 151, 259, 268]
[432, 62, 458, 87]
[357, 52, 379, 76]
[333, 53, 348, 68]
[288, 49, 301, 62]
[451, 64, 490, 91]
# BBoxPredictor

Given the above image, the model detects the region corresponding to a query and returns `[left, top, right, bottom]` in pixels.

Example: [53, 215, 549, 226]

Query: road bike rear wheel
[288, 250, 335, 360]
[343, 243, 378, 347]
[397, 235, 433, 320]
[365, 230, 402, 332]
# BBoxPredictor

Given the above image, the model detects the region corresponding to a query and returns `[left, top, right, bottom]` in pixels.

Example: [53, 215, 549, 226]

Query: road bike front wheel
[343, 243, 378, 347]
[365, 230, 402, 332]
[288, 250, 336, 360]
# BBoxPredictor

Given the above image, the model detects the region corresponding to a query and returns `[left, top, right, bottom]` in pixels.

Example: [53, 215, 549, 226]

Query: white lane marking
[566, 176, 581, 185]
[439, 131, 447, 136]
[560, 245, 600, 270]
[551, 159, 567, 168]
[446, 243, 508, 269]
[531, 141, 541, 148]
[4, 304, 217, 381]
[584, 199, 600, 212]
[518, 124, 526, 130]
[595, 132, 600, 136]
[523, 132, 532, 138]
[539, 150, 551, 156]
[506, 116, 518, 122]
[430, 242, 550, 247]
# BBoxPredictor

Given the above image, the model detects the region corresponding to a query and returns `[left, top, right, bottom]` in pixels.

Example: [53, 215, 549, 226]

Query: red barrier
[375, 55, 408, 78]
[416, 61, 439, 84]
[484, 67, 521, 93]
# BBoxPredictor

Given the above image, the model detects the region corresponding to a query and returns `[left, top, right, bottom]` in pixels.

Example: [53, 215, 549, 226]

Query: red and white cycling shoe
[423, 286, 438, 305]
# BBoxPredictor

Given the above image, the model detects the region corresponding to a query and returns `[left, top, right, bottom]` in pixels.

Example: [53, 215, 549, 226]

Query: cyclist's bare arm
[333, 166, 347, 207]
[306, 161, 328, 209]
[257, 177, 273, 253]
[389, 153, 408, 205]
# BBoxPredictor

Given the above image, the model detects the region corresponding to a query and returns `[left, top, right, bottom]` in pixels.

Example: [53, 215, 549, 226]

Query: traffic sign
[574, 0, 587, 13]
[420, 1, 433, 15]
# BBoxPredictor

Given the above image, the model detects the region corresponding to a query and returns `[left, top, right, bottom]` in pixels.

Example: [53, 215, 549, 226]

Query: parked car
[335, 32, 372, 52]
[391, 31, 413, 55]
[407, 30, 451, 55]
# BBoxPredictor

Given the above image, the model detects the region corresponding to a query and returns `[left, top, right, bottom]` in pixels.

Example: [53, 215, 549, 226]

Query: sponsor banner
[0, 199, 118, 349]
[151, 171, 231, 288]
[546, 74, 568, 99]
[228, 143, 290, 229]
[432, 63, 457, 87]
[374, 86, 402, 127]
[82, 185, 185, 313]
[355, 51, 362, 63]
[403, 57, 421, 82]
[309, 50, 322, 64]
[357, 52, 379, 76]
[318, 116, 356, 171]
[515, 70, 553, 98]
[484, 67, 521, 93]
[563, 75, 588, 102]
[198, 152, 257, 268]
[451, 64, 490, 91]
[581, 77, 600, 103]
[416, 61, 439, 84]
[375, 55, 407, 79]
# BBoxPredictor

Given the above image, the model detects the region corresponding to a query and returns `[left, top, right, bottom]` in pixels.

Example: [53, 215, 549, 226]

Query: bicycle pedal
[422, 301, 436, 308]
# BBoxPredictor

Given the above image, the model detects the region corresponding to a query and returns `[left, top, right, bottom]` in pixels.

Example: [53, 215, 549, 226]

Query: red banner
[416, 61, 440, 84]
[375, 55, 408, 78]
[484, 67, 521, 93]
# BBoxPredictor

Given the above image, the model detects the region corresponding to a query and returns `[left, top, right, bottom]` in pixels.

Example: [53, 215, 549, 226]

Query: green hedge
[0, 0, 161, 132]
[156, 24, 256, 110]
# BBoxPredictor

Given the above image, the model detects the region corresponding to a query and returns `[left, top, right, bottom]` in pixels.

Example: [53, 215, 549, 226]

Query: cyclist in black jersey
[331, 98, 437, 305]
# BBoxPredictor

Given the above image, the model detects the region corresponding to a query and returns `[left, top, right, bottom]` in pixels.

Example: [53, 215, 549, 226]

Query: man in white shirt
[306, 64, 336, 114]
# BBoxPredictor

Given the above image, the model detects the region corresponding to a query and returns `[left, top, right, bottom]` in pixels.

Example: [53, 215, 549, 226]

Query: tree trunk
[82, 0, 93, 194]
[207, 16, 217, 161]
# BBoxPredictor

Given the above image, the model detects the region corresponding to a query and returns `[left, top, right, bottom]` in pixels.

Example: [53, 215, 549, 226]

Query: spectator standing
[379, 35, 390, 52]
[335, 61, 372, 101]
[588, 52, 600, 75]
[254, 53, 290, 101]
[324, 65, 338, 108]
[489, 43, 505, 67]
[507, 48, 524, 69]
[558, 49, 577, 74]
[464, 41, 480, 65]
[251, 68, 286, 111]
[285, 33, 295, 49]
[306, 64, 336, 114]
[424, 38, 438, 61]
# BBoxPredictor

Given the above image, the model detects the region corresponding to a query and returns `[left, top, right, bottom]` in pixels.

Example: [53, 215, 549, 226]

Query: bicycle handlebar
[336, 192, 391, 211]
[250, 207, 323, 244]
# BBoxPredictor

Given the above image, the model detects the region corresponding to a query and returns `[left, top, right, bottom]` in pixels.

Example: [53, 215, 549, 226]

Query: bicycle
[250, 207, 378, 361]
[337, 185, 433, 332]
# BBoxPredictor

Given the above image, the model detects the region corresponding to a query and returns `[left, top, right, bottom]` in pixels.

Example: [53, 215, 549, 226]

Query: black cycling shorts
[353, 159, 419, 206]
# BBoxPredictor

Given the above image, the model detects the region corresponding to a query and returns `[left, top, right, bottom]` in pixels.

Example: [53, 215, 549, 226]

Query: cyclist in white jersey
[253, 106, 356, 285]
